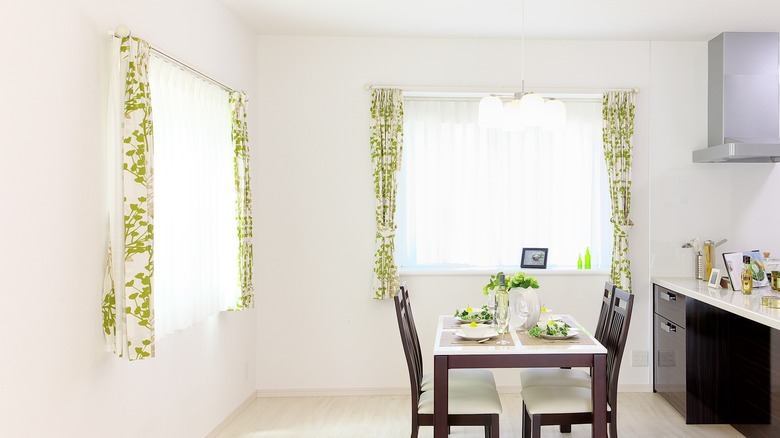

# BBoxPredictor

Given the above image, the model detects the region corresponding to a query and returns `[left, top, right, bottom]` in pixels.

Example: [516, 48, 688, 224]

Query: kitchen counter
[652, 276, 780, 438]
[653, 276, 780, 331]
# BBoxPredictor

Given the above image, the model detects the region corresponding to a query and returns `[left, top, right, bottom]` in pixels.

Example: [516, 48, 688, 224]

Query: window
[149, 55, 240, 338]
[397, 95, 611, 270]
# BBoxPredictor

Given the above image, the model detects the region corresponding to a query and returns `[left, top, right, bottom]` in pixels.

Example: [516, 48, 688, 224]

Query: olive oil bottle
[742, 255, 753, 294]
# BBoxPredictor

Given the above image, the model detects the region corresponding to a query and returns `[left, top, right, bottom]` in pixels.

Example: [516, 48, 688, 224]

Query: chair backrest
[394, 290, 423, 402]
[602, 286, 634, 408]
[594, 281, 616, 343]
[401, 285, 424, 384]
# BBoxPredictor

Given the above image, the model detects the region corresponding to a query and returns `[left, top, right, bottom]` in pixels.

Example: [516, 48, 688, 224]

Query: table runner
[515, 328, 596, 346]
[439, 330, 516, 347]
[442, 316, 492, 330]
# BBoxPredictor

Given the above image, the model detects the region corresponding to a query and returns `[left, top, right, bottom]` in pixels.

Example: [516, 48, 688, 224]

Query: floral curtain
[602, 91, 635, 292]
[370, 89, 404, 300]
[102, 36, 155, 360]
[231, 91, 255, 309]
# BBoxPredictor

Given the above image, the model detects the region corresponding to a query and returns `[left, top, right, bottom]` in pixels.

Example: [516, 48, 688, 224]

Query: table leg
[433, 355, 448, 438]
[592, 353, 607, 437]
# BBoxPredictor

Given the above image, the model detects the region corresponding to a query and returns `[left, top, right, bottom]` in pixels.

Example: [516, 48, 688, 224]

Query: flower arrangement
[482, 271, 540, 295]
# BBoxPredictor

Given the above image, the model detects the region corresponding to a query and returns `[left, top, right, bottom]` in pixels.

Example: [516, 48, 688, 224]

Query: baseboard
[204, 391, 257, 438]
[498, 385, 524, 394]
[618, 383, 653, 392]
[254, 383, 653, 399]
[256, 387, 409, 397]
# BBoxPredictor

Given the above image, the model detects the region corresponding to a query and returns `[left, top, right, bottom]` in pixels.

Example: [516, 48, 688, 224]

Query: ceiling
[220, 0, 780, 41]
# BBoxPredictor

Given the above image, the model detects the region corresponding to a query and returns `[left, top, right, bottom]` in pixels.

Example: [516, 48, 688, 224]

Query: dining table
[433, 314, 608, 437]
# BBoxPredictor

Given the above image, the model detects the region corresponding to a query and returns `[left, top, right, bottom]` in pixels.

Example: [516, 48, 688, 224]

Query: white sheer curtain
[398, 98, 611, 269]
[149, 55, 240, 339]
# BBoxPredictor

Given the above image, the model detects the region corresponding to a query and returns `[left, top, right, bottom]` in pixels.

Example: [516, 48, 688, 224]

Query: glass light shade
[478, 95, 504, 128]
[502, 99, 524, 131]
[542, 99, 567, 131]
[517, 93, 545, 128]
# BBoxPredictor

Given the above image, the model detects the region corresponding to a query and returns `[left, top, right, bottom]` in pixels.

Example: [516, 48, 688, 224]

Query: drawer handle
[661, 322, 677, 333]
[660, 292, 677, 302]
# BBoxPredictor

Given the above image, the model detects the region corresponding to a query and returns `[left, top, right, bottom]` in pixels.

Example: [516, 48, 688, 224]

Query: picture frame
[707, 268, 721, 288]
[521, 247, 548, 269]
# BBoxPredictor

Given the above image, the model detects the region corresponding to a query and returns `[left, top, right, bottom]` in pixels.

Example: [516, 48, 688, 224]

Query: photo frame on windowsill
[521, 248, 548, 269]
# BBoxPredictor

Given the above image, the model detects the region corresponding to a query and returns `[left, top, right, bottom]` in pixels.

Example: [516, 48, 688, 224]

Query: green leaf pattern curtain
[370, 89, 404, 300]
[602, 91, 635, 292]
[102, 36, 155, 360]
[231, 91, 254, 310]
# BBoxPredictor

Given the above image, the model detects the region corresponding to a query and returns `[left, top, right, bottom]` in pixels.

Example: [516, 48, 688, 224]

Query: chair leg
[609, 409, 617, 438]
[531, 413, 542, 438]
[490, 413, 499, 438]
[560, 423, 572, 433]
[522, 401, 531, 438]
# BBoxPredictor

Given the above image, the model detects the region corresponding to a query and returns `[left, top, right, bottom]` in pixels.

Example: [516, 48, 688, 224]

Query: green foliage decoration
[482, 271, 540, 296]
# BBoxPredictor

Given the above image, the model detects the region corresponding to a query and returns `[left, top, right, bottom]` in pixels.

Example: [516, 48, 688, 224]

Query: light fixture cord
[521, 0, 525, 95]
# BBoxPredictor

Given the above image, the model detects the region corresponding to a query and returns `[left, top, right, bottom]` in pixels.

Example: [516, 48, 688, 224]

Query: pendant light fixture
[478, 0, 566, 131]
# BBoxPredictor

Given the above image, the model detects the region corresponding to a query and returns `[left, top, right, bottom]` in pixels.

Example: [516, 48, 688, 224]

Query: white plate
[455, 328, 499, 341]
[456, 317, 492, 324]
[539, 329, 579, 340]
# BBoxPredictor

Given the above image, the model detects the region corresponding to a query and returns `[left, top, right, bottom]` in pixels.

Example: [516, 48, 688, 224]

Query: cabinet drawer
[654, 284, 686, 327]
[654, 313, 686, 418]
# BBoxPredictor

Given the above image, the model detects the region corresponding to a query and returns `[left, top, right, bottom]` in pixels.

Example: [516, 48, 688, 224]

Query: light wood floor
[214, 392, 745, 437]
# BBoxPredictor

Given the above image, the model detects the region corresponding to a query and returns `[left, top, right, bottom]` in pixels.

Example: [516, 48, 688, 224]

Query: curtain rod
[111, 25, 235, 93]
[363, 84, 640, 94]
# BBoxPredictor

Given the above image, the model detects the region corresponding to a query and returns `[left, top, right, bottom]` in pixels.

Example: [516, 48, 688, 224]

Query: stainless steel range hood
[693, 32, 780, 163]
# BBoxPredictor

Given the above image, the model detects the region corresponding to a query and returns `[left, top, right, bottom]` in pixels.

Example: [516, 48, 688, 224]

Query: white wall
[648, 41, 780, 277]
[0, 1, 257, 436]
[254, 36, 665, 391]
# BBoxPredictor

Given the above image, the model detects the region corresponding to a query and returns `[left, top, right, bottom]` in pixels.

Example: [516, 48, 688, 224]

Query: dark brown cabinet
[653, 285, 686, 417]
[653, 282, 778, 436]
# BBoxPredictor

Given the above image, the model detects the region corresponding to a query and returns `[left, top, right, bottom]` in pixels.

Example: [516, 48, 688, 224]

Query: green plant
[482, 271, 540, 295]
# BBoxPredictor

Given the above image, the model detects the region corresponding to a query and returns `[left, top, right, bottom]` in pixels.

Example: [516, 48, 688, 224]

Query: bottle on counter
[704, 240, 714, 281]
[577, 253, 583, 269]
[742, 255, 754, 294]
[584, 247, 591, 269]
[495, 273, 510, 335]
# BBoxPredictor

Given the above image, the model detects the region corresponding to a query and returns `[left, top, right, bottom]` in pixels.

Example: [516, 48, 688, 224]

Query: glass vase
[510, 287, 541, 332]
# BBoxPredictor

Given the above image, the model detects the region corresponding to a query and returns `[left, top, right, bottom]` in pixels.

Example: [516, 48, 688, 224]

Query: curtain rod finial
[114, 25, 131, 38]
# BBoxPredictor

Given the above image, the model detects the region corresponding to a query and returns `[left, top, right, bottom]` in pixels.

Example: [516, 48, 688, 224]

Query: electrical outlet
[631, 350, 648, 367]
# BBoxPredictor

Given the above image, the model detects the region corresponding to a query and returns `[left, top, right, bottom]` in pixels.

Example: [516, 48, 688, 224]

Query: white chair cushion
[521, 386, 612, 416]
[519, 368, 591, 389]
[421, 369, 497, 392]
[418, 385, 503, 415]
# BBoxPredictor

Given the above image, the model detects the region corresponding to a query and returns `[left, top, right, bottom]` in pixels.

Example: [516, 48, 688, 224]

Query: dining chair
[519, 281, 617, 391]
[394, 291, 502, 438]
[520, 287, 634, 438]
[400, 285, 496, 392]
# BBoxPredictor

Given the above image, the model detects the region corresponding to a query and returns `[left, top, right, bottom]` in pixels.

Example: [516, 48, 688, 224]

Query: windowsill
[399, 266, 610, 276]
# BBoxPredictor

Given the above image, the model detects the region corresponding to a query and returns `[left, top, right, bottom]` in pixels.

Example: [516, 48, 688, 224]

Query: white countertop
[653, 276, 780, 331]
